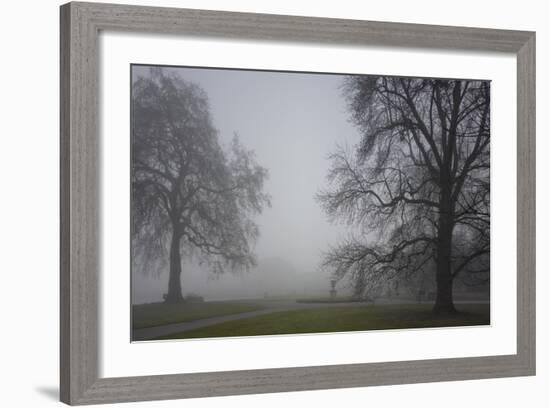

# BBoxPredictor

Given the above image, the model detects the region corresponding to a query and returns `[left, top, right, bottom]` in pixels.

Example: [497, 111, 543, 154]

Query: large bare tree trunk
[433, 186, 457, 314]
[165, 230, 184, 304]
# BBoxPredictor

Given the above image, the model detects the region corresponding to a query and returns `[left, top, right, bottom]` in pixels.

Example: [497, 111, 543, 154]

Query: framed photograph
[60, 1, 535, 405]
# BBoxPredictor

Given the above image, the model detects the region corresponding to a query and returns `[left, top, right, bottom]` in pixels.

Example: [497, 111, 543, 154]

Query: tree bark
[433, 185, 457, 315]
[165, 229, 184, 304]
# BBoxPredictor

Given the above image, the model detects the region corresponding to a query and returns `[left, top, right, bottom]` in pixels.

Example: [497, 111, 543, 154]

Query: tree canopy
[317, 76, 490, 313]
[131, 68, 271, 302]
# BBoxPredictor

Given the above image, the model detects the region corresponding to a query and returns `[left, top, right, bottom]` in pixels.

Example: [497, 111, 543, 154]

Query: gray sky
[132, 65, 362, 303]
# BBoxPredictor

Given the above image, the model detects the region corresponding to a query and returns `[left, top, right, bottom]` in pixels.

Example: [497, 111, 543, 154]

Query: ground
[132, 301, 262, 329]
[132, 298, 489, 341]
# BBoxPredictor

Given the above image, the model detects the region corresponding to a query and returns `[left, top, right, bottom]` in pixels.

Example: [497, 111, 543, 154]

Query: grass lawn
[132, 301, 263, 329]
[295, 296, 363, 304]
[157, 303, 490, 340]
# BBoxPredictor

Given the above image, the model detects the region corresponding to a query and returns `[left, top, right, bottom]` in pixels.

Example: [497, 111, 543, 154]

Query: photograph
[0, 0, 542, 406]
[130, 64, 491, 342]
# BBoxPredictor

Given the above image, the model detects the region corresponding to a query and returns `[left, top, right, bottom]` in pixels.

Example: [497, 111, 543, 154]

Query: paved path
[132, 300, 362, 341]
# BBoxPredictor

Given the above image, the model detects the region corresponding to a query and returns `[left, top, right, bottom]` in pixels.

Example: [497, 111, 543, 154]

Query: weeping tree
[132, 68, 270, 303]
[317, 76, 490, 314]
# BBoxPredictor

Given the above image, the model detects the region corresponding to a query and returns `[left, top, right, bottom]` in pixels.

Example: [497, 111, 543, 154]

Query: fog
[132, 65, 363, 303]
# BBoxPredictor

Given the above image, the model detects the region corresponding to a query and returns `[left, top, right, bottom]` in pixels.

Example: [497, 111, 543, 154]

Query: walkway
[132, 299, 361, 341]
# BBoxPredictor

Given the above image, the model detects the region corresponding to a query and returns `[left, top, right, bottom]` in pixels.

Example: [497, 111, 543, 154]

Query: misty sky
[132, 65, 363, 303]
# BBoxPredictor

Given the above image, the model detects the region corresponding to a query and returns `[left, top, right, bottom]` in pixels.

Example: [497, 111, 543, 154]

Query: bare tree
[132, 68, 271, 303]
[317, 76, 490, 314]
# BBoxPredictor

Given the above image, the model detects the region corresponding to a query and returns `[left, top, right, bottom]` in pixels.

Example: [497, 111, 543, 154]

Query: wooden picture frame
[60, 2, 535, 405]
